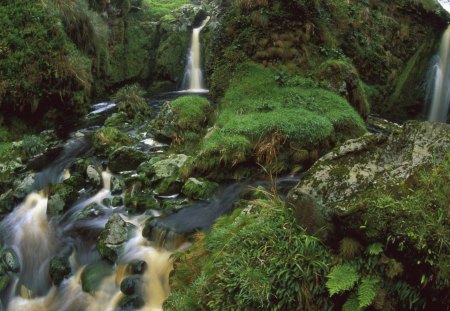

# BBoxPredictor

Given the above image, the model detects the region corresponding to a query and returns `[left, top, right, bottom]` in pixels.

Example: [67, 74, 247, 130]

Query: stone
[120, 275, 144, 295]
[81, 260, 113, 294]
[1, 248, 20, 273]
[14, 173, 36, 199]
[125, 191, 159, 214]
[181, 177, 218, 200]
[86, 165, 102, 187]
[0, 190, 14, 215]
[111, 176, 125, 195]
[111, 196, 124, 207]
[74, 202, 104, 221]
[108, 147, 147, 173]
[49, 246, 73, 285]
[47, 183, 78, 217]
[154, 176, 183, 196]
[117, 294, 145, 311]
[148, 154, 190, 180]
[97, 214, 129, 262]
[128, 260, 147, 275]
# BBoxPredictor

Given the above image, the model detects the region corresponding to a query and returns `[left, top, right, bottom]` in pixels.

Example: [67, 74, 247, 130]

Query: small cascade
[181, 16, 211, 92]
[426, 25, 450, 123]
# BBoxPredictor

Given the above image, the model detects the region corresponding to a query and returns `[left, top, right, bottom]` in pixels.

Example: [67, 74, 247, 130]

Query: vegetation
[92, 127, 134, 156]
[165, 189, 333, 311]
[194, 62, 366, 175]
[143, 0, 191, 18]
[112, 84, 151, 121]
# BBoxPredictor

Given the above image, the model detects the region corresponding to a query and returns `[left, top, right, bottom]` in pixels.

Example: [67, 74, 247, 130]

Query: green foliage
[357, 277, 380, 308]
[326, 264, 359, 296]
[165, 191, 333, 310]
[0, 0, 92, 126]
[112, 84, 151, 120]
[92, 127, 134, 156]
[22, 135, 47, 158]
[170, 96, 211, 132]
[142, 0, 191, 18]
[197, 62, 366, 174]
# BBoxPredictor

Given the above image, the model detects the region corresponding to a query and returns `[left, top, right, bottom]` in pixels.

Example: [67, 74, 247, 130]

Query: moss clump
[196, 62, 366, 175]
[112, 84, 151, 120]
[92, 127, 134, 156]
[164, 192, 333, 310]
[181, 178, 219, 200]
[171, 96, 211, 132]
[142, 0, 191, 18]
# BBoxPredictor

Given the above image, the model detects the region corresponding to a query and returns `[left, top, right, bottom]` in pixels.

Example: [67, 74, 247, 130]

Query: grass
[171, 95, 211, 132]
[164, 189, 333, 310]
[142, 0, 192, 18]
[112, 84, 151, 120]
[195, 62, 366, 174]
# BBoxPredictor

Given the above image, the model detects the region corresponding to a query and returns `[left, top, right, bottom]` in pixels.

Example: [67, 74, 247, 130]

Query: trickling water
[427, 25, 450, 123]
[181, 16, 210, 92]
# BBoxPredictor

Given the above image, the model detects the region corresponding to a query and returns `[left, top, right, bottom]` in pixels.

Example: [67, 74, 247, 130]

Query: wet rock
[155, 176, 183, 196]
[102, 198, 111, 207]
[136, 156, 162, 176]
[47, 194, 65, 217]
[150, 102, 177, 140]
[14, 173, 36, 199]
[149, 154, 190, 180]
[47, 183, 78, 217]
[181, 177, 218, 200]
[117, 294, 145, 311]
[125, 191, 159, 214]
[111, 196, 124, 207]
[1, 248, 20, 273]
[108, 146, 147, 173]
[62, 174, 85, 191]
[49, 246, 73, 285]
[120, 275, 144, 295]
[74, 202, 104, 221]
[128, 260, 147, 275]
[160, 197, 189, 212]
[111, 176, 125, 195]
[70, 159, 94, 177]
[97, 214, 129, 262]
[81, 260, 113, 294]
[0, 190, 14, 215]
[86, 165, 101, 187]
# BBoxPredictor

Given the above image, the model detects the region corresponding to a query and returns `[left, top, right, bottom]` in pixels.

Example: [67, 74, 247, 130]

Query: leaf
[343, 294, 361, 311]
[367, 243, 383, 256]
[326, 264, 359, 296]
[357, 276, 379, 308]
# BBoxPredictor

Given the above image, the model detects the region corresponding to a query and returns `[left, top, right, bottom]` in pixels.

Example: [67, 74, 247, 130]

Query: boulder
[74, 202, 104, 221]
[86, 165, 102, 187]
[108, 147, 147, 173]
[14, 173, 36, 199]
[111, 176, 125, 195]
[81, 260, 113, 294]
[117, 294, 145, 311]
[47, 183, 78, 217]
[97, 214, 130, 262]
[49, 246, 73, 285]
[124, 191, 159, 214]
[111, 196, 124, 207]
[146, 154, 190, 180]
[120, 275, 144, 295]
[128, 260, 147, 275]
[1, 248, 20, 273]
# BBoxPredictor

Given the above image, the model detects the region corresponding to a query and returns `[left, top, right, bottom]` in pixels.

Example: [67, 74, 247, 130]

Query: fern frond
[357, 276, 379, 308]
[366, 243, 383, 256]
[326, 264, 359, 296]
[343, 294, 361, 311]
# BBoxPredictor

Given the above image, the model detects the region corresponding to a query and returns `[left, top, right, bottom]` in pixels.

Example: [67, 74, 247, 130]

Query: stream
[0, 93, 300, 311]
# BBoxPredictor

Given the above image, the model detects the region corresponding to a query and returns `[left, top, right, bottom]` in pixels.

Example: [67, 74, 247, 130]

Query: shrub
[22, 135, 47, 158]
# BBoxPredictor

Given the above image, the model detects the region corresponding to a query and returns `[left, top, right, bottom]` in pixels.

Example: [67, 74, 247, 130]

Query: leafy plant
[326, 264, 359, 296]
[112, 84, 151, 120]
[22, 135, 47, 158]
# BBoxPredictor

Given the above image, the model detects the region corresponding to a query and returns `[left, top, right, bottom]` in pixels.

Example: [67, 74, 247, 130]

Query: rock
[125, 191, 159, 214]
[160, 197, 189, 212]
[111, 196, 124, 207]
[14, 173, 36, 199]
[293, 121, 450, 212]
[74, 202, 104, 221]
[70, 159, 94, 176]
[128, 260, 147, 275]
[86, 165, 101, 187]
[155, 176, 183, 196]
[150, 102, 177, 140]
[117, 294, 145, 311]
[97, 214, 129, 262]
[181, 177, 218, 200]
[104, 112, 128, 128]
[108, 147, 147, 173]
[0, 190, 14, 215]
[1, 248, 20, 273]
[147, 154, 190, 180]
[47, 194, 66, 217]
[120, 275, 144, 295]
[81, 260, 113, 294]
[49, 246, 73, 285]
[111, 176, 125, 195]
[0, 275, 11, 292]
[47, 183, 78, 217]
[102, 198, 111, 207]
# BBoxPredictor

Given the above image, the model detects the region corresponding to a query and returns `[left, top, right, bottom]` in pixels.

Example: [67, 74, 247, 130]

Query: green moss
[181, 178, 219, 200]
[142, 0, 191, 18]
[92, 127, 134, 156]
[112, 84, 151, 120]
[171, 96, 211, 132]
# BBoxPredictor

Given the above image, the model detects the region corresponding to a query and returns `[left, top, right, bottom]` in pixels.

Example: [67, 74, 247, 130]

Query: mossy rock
[93, 127, 134, 157]
[81, 260, 113, 294]
[124, 190, 160, 214]
[47, 183, 78, 217]
[97, 214, 130, 263]
[105, 112, 128, 127]
[154, 176, 183, 196]
[49, 246, 73, 286]
[181, 177, 218, 200]
[108, 146, 148, 173]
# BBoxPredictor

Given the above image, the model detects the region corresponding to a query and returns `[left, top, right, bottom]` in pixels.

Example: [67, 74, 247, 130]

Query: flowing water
[426, 25, 450, 123]
[181, 17, 210, 92]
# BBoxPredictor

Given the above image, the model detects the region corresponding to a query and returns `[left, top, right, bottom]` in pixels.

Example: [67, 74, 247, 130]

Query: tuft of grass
[142, 0, 191, 18]
[112, 84, 151, 120]
[92, 127, 134, 156]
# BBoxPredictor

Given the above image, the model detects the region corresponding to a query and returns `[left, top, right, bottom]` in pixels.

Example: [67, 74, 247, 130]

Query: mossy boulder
[108, 146, 148, 173]
[74, 202, 104, 221]
[92, 127, 134, 157]
[81, 260, 113, 294]
[13, 173, 36, 200]
[181, 177, 218, 200]
[49, 246, 73, 286]
[97, 214, 131, 263]
[124, 190, 159, 214]
[104, 112, 128, 128]
[143, 154, 191, 180]
[47, 183, 78, 217]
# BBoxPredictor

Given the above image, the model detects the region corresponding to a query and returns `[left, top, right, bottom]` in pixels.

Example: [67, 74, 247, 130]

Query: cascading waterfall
[426, 25, 450, 123]
[181, 16, 211, 92]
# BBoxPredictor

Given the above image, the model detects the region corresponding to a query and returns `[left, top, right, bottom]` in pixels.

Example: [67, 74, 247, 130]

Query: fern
[357, 276, 379, 308]
[326, 264, 359, 296]
[343, 294, 361, 311]
[366, 243, 383, 256]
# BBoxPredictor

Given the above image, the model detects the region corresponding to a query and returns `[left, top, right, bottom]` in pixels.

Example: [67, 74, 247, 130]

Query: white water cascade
[181, 16, 210, 92]
[427, 25, 450, 122]
[438, 0, 450, 13]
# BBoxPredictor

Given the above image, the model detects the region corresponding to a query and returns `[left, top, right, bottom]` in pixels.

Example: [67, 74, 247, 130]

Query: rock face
[97, 214, 130, 262]
[291, 121, 450, 214]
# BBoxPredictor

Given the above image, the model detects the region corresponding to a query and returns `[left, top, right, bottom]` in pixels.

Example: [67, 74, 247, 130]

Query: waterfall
[181, 16, 210, 92]
[427, 25, 450, 123]
[438, 0, 450, 13]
